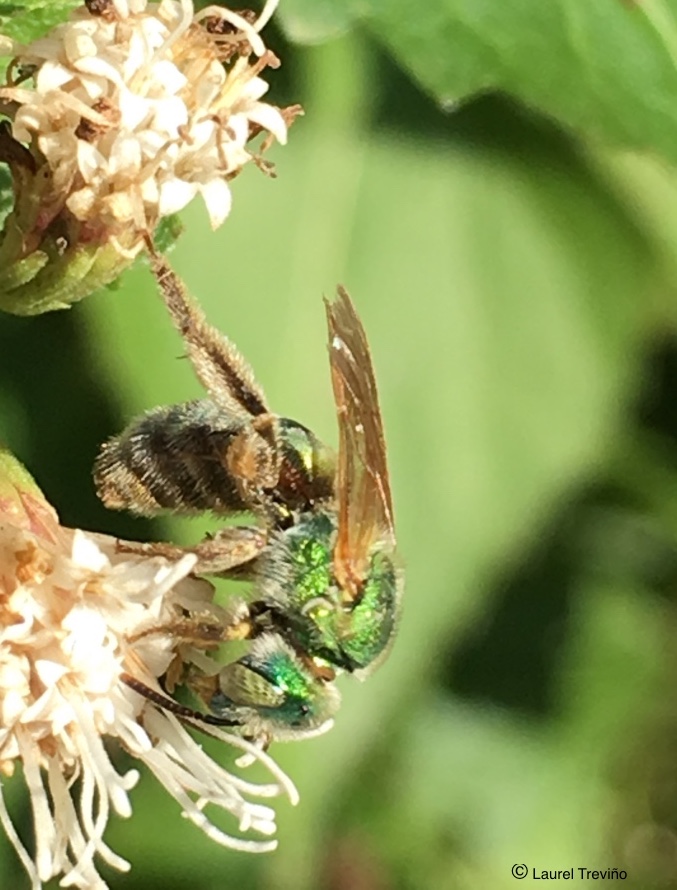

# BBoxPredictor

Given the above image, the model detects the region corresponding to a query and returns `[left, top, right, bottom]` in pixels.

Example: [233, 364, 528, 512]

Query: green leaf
[86, 78, 663, 890]
[278, 0, 355, 43]
[0, 2, 78, 43]
[0, 166, 13, 231]
[361, 576, 666, 888]
[47, 28, 673, 890]
[287, 0, 677, 166]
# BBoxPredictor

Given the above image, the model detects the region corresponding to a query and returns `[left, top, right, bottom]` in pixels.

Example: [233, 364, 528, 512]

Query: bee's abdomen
[94, 401, 248, 517]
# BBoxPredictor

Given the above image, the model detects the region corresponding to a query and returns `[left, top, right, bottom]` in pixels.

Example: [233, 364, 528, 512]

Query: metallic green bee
[95, 255, 402, 745]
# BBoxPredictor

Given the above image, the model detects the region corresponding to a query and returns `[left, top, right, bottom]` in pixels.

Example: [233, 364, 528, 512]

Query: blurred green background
[6, 2, 677, 888]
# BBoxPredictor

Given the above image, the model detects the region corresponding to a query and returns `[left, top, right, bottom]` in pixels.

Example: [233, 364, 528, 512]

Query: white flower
[0, 0, 293, 253]
[0, 454, 296, 890]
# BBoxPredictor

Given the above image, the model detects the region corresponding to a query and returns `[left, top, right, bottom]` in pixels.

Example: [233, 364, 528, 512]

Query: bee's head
[210, 634, 339, 741]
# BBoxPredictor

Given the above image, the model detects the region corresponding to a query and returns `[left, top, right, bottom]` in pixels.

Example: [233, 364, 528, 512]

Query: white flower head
[0, 450, 296, 889]
[0, 0, 296, 254]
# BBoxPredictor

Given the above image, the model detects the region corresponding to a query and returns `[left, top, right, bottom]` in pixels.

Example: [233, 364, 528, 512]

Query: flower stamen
[0, 0, 299, 314]
[0, 451, 297, 886]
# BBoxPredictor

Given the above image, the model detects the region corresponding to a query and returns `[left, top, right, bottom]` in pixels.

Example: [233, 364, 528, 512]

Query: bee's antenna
[121, 673, 243, 728]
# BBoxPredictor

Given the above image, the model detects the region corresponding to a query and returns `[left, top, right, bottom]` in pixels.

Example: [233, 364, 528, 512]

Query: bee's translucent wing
[151, 252, 269, 418]
[325, 287, 395, 601]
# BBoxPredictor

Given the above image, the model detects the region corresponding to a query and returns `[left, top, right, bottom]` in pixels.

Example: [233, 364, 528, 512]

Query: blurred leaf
[14, 24, 670, 890]
[0, 166, 13, 232]
[603, 150, 677, 290]
[84, 97, 664, 890]
[285, 0, 677, 167]
[0, 767, 35, 890]
[331, 583, 668, 890]
[279, 0, 354, 43]
[0, 1, 78, 42]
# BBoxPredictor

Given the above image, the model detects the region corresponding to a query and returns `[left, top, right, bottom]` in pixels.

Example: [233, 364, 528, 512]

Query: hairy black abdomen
[94, 400, 248, 516]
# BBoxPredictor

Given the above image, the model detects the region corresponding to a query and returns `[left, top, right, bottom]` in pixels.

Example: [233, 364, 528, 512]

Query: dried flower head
[0, 448, 296, 889]
[0, 0, 299, 314]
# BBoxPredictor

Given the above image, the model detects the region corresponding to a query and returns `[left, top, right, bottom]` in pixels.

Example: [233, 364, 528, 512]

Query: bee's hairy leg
[226, 416, 280, 504]
[148, 249, 269, 419]
[127, 601, 253, 647]
[115, 525, 268, 577]
[192, 525, 269, 576]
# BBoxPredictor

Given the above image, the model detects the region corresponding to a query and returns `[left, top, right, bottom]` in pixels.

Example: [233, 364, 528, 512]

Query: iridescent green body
[255, 513, 400, 672]
[209, 512, 401, 736]
[211, 634, 340, 739]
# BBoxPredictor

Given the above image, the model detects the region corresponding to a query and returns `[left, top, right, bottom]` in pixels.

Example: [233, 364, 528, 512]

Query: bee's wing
[151, 252, 269, 419]
[325, 287, 395, 601]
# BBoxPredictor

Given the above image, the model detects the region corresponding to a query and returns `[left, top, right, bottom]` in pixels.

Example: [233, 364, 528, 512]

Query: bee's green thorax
[288, 514, 335, 600]
[269, 513, 399, 672]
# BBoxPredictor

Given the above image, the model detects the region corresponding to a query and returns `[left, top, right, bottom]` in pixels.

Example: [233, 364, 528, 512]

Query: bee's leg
[115, 525, 268, 577]
[227, 422, 277, 496]
[127, 599, 253, 649]
[225, 415, 284, 514]
[147, 249, 286, 514]
[122, 528, 267, 650]
[148, 249, 269, 419]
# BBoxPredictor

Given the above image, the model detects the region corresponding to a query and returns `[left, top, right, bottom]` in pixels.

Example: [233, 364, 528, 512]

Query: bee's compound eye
[219, 662, 284, 709]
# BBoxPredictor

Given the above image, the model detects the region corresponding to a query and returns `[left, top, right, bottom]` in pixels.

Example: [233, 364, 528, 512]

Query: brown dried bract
[85, 0, 115, 17]
[203, 8, 257, 33]
[75, 98, 118, 141]
[202, 8, 259, 61]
